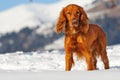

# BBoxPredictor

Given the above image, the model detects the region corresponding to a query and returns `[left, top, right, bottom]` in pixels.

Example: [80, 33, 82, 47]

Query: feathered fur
[56, 4, 109, 71]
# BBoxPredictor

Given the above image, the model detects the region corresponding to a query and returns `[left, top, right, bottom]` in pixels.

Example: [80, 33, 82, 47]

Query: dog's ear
[80, 8, 88, 21]
[79, 8, 89, 34]
[56, 8, 66, 34]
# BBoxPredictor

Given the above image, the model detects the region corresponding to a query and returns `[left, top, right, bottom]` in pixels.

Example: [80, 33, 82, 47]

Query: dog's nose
[72, 19, 78, 25]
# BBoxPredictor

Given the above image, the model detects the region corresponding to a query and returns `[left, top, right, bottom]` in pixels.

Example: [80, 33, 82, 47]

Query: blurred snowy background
[0, 0, 120, 53]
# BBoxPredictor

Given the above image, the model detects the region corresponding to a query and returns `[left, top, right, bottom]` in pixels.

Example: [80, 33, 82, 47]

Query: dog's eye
[80, 13, 82, 17]
[67, 11, 71, 15]
[76, 11, 80, 15]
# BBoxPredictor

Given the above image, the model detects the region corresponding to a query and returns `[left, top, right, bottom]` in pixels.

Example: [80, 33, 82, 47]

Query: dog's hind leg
[101, 50, 109, 69]
[92, 52, 97, 70]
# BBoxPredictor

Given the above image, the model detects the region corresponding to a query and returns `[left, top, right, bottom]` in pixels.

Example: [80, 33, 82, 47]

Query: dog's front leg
[82, 50, 94, 70]
[65, 50, 74, 71]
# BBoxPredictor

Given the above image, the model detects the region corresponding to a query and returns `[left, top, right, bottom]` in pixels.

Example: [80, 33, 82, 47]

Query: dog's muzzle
[72, 19, 79, 27]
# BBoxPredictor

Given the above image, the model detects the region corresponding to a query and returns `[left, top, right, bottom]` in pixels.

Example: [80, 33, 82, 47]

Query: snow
[0, 45, 120, 79]
[44, 37, 64, 50]
[0, 45, 120, 71]
[0, 70, 119, 80]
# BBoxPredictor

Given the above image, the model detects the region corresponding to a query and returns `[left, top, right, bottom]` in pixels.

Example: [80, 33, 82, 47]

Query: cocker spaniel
[56, 4, 109, 71]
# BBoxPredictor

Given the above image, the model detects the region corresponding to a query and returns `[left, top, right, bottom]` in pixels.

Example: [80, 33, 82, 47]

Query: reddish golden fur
[56, 4, 109, 71]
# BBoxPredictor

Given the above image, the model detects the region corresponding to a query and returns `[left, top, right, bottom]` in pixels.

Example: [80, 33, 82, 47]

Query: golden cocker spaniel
[56, 4, 109, 71]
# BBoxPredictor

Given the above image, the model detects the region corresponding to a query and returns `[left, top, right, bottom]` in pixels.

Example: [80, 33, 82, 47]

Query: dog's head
[56, 4, 89, 34]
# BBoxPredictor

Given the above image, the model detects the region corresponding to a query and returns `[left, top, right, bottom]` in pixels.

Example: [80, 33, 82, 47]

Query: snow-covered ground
[0, 70, 119, 80]
[0, 45, 120, 79]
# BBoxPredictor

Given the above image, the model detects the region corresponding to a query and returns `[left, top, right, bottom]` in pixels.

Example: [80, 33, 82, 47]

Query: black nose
[72, 20, 78, 25]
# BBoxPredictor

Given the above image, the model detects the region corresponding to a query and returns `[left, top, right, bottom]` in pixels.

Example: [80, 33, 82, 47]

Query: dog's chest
[68, 35, 84, 51]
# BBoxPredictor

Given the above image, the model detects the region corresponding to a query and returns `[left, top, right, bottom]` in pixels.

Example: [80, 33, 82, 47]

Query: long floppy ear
[56, 8, 66, 34]
[81, 8, 88, 20]
[80, 8, 89, 34]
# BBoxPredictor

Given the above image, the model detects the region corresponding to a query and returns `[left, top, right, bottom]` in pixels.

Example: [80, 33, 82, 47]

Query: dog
[56, 4, 109, 71]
